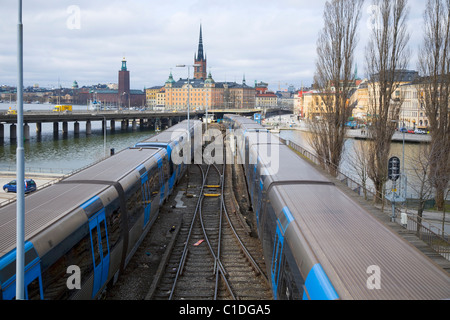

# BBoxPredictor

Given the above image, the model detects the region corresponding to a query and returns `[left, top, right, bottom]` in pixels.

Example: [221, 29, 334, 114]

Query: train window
[272, 233, 283, 284]
[163, 155, 170, 180]
[279, 246, 304, 300]
[107, 206, 122, 250]
[141, 176, 151, 206]
[42, 232, 92, 300]
[129, 183, 144, 229]
[99, 220, 109, 258]
[90, 226, 101, 267]
[168, 148, 175, 176]
[262, 202, 277, 270]
[149, 166, 159, 201]
[27, 278, 41, 300]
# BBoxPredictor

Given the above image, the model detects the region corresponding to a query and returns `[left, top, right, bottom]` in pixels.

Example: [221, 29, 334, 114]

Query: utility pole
[16, 0, 25, 300]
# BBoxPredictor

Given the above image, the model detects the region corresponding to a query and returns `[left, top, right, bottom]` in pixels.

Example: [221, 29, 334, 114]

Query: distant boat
[89, 100, 102, 111]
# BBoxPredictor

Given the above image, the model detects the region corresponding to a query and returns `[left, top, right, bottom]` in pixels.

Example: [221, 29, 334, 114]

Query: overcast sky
[0, 0, 426, 92]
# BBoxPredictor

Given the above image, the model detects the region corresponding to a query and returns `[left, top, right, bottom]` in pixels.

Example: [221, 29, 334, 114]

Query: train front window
[27, 278, 42, 300]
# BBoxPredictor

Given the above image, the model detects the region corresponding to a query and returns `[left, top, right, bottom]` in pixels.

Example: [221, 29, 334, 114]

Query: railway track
[147, 139, 272, 300]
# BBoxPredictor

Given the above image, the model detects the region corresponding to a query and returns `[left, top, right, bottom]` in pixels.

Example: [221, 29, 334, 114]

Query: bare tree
[418, 0, 450, 211]
[309, 0, 364, 177]
[408, 144, 435, 223]
[349, 140, 371, 200]
[365, 0, 410, 203]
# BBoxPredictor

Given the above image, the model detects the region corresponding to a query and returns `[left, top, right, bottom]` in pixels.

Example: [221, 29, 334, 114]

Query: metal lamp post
[16, 0, 25, 300]
[176, 64, 201, 161]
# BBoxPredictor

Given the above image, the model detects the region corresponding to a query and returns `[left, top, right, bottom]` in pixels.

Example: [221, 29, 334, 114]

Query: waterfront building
[146, 86, 164, 109]
[302, 90, 329, 120]
[293, 89, 311, 117]
[397, 80, 435, 130]
[349, 70, 421, 127]
[276, 90, 296, 110]
[350, 79, 370, 120]
[255, 82, 277, 109]
[86, 57, 145, 107]
[152, 25, 259, 111]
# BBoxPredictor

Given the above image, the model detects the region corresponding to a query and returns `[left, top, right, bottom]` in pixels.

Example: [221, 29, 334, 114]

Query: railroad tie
[203, 193, 221, 197]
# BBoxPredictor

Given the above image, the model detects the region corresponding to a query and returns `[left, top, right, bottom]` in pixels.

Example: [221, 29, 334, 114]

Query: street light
[92, 113, 107, 158]
[16, 0, 25, 300]
[176, 64, 201, 157]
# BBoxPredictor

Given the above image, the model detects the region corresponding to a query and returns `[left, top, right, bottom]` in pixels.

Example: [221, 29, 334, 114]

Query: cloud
[0, 0, 431, 91]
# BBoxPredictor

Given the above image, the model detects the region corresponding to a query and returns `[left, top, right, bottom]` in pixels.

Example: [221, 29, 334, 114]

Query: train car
[230, 115, 449, 300]
[0, 120, 198, 300]
[223, 114, 266, 133]
[135, 120, 202, 194]
[241, 131, 282, 206]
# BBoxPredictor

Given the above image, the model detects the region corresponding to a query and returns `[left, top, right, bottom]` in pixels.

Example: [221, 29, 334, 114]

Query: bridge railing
[280, 137, 450, 261]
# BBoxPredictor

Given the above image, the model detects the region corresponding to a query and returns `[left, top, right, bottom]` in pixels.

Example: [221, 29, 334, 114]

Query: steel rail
[220, 161, 269, 285]
[197, 164, 236, 299]
[168, 164, 209, 300]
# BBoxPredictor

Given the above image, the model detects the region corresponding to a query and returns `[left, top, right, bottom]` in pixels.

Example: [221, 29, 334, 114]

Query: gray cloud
[0, 0, 428, 91]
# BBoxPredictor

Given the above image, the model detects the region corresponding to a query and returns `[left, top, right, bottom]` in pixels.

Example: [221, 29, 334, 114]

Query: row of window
[246, 158, 304, 300]
[33, 158, 170, 300]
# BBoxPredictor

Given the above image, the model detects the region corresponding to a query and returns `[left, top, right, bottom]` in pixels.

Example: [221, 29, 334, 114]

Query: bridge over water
[0, 108, 290, 141]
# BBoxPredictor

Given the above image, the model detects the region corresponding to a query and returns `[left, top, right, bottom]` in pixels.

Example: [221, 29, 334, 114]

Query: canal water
[278, 128, 433, 201]
[0, 105, 440, 200]
[0, 104, 157, 174]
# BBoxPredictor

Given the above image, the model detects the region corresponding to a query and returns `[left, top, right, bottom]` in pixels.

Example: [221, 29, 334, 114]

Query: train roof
[165, 119, 201, 131]
[273, 184, 450, 300]
[245, 131, 282, 147]
[138, 131, 187, 145]
[256, 144, 331, 184]
[227, 115, 266, 131]
[0, 147, 162, 257]
[137, 120, 201, 145]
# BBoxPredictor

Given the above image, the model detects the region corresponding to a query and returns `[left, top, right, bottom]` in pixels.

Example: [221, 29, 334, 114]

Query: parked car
[399, 127, 408, 133]
[407, 129, 415, 134]
[3, 179, 37, 193]
[414, 129, 426, 134]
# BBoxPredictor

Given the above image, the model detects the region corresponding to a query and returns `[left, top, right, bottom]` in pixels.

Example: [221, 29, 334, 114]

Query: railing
[280, 137, 450, 261]
[405, 214, 450, 260]
[0, 166, 73, 175]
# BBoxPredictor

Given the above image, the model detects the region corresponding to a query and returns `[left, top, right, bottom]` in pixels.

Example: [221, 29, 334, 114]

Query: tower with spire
[194, 24, 207, 80]
[118, 57, 130, 107]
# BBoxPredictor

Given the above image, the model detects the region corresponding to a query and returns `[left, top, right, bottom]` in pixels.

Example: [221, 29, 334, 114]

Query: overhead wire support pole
[16, 0, 25, 300]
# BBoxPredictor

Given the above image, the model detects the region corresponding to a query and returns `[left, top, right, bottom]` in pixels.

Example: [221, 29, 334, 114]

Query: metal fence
[280, 137, 450, 261]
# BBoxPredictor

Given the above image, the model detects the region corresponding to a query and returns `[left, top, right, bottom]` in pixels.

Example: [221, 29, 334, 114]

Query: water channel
[0, 104, 157, 174]
[278, 122, 436, 201]
[0, 104, 442, 201]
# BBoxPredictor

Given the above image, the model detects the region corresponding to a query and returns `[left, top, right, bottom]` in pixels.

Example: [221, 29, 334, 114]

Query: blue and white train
[224, 114, 449, 300]
[0, 120, 202, 300]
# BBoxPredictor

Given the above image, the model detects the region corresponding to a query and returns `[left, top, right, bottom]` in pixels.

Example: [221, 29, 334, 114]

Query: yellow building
[302, 91, 336, 120]
[162, 71, 255, 111]
[146, 86, 163, 109]
[350, 80, 370, 120]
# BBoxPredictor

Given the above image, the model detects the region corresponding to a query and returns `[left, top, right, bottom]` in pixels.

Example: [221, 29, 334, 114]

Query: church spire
[194, 23, 207, 80]
[197, 24, 204, 61]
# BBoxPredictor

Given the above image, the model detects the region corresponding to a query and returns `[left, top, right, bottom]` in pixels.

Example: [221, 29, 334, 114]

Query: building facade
[146, 25, 260, 111]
